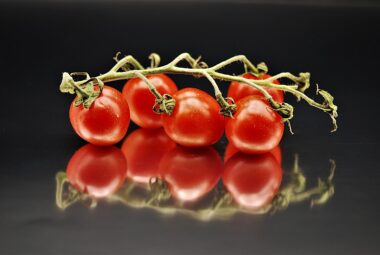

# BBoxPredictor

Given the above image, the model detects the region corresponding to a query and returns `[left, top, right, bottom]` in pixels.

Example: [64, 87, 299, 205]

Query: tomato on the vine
[224, 143, 282, 164]
[123, 74, 178, 129]
[162, 88, 225, 147]
[159, 146, 222, 202]
[121, 128, 176, 184]
[222, 152, 282, 209]
[228, 73, 284, 103]
[66, 144, 128, 198]
[69, 86, 130, 146]
[225, 96, 284, 154]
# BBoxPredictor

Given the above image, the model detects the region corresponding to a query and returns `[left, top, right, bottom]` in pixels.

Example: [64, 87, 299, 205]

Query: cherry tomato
[123, 74, 178, 129]
[69, 86, 130, 146]
[228, 73, 284, 103]
[226, 96, 284, 154]
[66, 144, 128, 198]
[224, 143, 282, 164]
[222, 152, 282, 209]
[121, 128, 176, 184]
[162, 88, 225, 147]
[159, 146, 222, 202]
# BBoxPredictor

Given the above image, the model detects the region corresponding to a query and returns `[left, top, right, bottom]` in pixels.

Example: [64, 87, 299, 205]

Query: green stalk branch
[60, 52, 338, 131]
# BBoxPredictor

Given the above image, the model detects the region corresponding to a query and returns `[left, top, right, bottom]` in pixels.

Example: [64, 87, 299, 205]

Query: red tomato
[159, 146, 223, 202]
[222, 152, 282, 209]
[228, 73, 284, 103]
[123, 74, 178, 129]
[224, 143, 282, 164]
[121, 128, 176, 184]
[162, 88, 225, 147]
[66, 144, 128, 198]
[226, 96, 284, 154]
[69, 86, 130, 146]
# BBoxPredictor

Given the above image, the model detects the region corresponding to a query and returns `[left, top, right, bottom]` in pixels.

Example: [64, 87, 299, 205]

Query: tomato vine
[60, 52, 338, 132]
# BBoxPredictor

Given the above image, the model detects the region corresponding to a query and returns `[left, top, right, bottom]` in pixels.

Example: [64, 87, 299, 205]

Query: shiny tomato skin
[66, 144, 128, 198]
[159, 146, 223, 202]
[162, 88, 225, 147]
[224, 143, 282, 164]
[228, 73, 284, 103]
[226, 96, 284, 154]
[123, 74, 178, 129]
[121, 128, 176, 184]
[222, 152, 282, 209]
[69, 86, 130, 146]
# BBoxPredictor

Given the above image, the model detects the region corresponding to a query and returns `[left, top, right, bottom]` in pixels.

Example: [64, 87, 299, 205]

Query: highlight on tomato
[161, 88, 225, 147]
[159, 146, 223, 202]
[228, 73, 284, 103]
[222, 152, 283, 210]
[225, 95, 284, 154]
[66, 144, 128, 198]
[69, 86, 130, 146]
[123, 74, 178, 129]
[121, 128, 176, 184]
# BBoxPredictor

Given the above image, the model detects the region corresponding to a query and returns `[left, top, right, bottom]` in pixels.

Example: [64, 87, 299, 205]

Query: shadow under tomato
[222, 152, 283, 210]
[66, 144, 128, 198]
[159, 146, 223, 203]
[121, 128, 176, 184]
[224, 142, 282, 165]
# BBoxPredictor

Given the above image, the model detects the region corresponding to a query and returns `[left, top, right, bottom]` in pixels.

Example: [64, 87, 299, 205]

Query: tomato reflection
[121, 128, 176, 184]
[222, 152, 283, 210]
[66, 144, 127, 198]
[224, 143, 282, 164]
[159, 146, 223, 202]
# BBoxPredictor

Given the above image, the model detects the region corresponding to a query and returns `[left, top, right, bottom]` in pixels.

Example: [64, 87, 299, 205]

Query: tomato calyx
[60, 72, 104, 108]
[268, 98, 294, 121]
[216, 94, 237, 117]
[153, 94, 176, 115]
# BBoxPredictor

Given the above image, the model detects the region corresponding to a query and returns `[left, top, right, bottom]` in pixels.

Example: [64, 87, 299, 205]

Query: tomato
[162, 88, 225, 147]
[224, 143, 282, 164]
[69, 86, 130, 146]
[121, 128, 176, 184]
[159, 146, 222, 202]
[122, 74, 178, 129]
[66, 144, 128, 198]
[228, 73, 284, 103]
[225, 96, 284, 154]
[222, 152, 282, 209]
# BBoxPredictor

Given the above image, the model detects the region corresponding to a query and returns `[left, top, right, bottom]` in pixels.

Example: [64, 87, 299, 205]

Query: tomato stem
[133, 72, 176, 115]
[60, 52, 338, 131]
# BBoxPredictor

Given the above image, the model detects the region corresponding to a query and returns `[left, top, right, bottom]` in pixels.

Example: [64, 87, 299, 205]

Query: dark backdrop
[0, 1, 379, 255]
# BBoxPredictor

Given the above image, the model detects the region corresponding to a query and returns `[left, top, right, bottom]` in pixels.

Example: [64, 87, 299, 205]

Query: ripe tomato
[228, 73, 284, 103]
[122, 74, 178, 129]
[121, 128, 176, 184]
[222, 152, 282, 209]
[66, 144, 128, 198]
[159, 146, 223, 202]
[162, 88, 225, 147]
[225, 96, 284, 154]
[69, 86, 130, 146]
[224, 143, 282, 164]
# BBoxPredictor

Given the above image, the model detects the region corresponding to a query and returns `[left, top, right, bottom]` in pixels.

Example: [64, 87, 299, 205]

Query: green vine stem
[60, 52, 338, 131]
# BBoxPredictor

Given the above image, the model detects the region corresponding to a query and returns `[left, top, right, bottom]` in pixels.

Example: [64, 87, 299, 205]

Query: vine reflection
[56, 130, 335, 221]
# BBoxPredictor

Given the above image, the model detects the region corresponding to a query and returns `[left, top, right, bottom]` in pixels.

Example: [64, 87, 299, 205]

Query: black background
[0, 1, 380, 254]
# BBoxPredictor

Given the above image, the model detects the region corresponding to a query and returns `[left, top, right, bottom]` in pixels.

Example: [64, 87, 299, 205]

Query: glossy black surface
[1, 2, 379, 254]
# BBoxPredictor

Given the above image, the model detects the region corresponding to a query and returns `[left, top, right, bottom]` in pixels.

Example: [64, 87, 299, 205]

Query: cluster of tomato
[66, 128, 283, 209]
[69, 72, 285, 154]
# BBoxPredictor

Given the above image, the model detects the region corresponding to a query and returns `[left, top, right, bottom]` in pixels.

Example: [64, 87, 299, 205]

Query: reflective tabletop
[0, 2, 379, 255]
